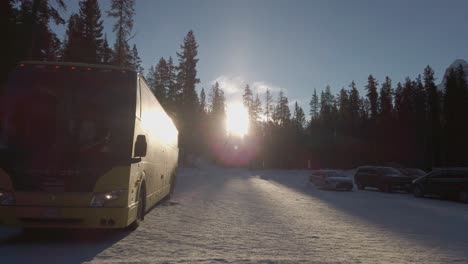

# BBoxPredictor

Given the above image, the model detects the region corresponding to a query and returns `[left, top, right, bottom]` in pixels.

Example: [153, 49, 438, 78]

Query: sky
[54, 0, 468, 112]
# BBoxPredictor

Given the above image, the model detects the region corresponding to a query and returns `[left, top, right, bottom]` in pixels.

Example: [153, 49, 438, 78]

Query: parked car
[309, 170, 353, 191]
[397, 168, 427, 178]
[412, 168, 468, 203]
[354, 166, 416, 192]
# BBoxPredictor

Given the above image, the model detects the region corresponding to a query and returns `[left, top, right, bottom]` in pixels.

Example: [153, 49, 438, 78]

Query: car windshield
[326, 171, 346, 177]
[380, 168, 401, 176]
[401, 168, 426, 177]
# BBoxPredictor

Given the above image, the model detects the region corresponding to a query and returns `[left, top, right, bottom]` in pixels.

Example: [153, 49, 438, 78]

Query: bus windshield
[0, 64, 136, 191]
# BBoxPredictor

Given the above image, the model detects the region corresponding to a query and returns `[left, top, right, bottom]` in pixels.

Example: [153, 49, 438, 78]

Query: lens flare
[226, 103, 249, 137]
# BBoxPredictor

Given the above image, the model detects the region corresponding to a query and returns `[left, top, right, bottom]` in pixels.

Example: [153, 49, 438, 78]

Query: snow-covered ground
[1, 165, 468, 263]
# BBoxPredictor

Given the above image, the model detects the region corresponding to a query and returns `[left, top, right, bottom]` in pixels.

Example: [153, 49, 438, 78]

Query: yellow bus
[0, 61, 178, 229]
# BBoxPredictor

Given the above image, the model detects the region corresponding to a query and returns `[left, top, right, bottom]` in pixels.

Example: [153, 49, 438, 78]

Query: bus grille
[20, 218, 83, 225]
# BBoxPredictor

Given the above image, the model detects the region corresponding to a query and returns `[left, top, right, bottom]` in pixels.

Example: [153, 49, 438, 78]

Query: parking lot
[1, 167, 468, 263]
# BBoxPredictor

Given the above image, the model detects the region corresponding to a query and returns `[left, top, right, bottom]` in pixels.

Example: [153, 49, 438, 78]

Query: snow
[437, 58, 468, 91]
[1, 165, 468, 263]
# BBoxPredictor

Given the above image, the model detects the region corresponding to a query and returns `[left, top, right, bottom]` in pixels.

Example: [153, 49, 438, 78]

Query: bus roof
[19, 61, 136, 73]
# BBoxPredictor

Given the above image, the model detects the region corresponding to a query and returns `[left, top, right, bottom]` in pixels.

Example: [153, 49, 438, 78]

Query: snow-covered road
[1, 166, 468, 263]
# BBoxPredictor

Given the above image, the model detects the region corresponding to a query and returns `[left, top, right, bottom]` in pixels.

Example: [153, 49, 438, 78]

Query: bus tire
[170, 171, 177, 195]
[166, 171, 177, 200]
[128, 183, 146, 231]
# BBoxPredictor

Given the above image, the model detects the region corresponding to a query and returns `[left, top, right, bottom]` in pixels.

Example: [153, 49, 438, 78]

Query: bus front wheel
[165, 171, 177, 200]
[169, 171, 177, 195]
[128, 184, 146, 231]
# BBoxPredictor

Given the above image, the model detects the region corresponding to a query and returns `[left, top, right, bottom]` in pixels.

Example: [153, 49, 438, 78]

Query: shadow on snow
[0, 227, 131, 263]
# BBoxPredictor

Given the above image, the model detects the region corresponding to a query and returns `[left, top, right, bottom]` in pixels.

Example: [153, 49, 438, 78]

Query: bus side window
[136, 79, 141, 119]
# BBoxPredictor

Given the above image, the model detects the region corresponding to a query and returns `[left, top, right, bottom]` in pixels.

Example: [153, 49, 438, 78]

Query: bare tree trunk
[28, 0, 42, 59]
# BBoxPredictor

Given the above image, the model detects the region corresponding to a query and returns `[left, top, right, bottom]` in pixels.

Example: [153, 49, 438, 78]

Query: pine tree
[365, 74, 379, 120]
[400, 77, 415, 120]
[208, 82, 226, 137]
[443, 65, 468, 165]
[243, 84, 253, 107]
[153, 57, 168, 103]
[107, 0, 135, 67]
[376, 76, 394, 163]
[414, 75, 427, 119]
[414, 75, 427, 163]
[337, 88, 349, 117]
[309, 88, 319, 121]
[130, 44, 143, 73]
[424, 65, 441, 166]
[394, 82, 403, 116]
[348, 81, 360, 123]
[24, 0, 66, 60]
[209, 82, 226, 117]
[78, 0, 104, 63]
[101, 34, 113, 64]
[243, 84, 255, 121]
[293, 102, 306, 129]
[264, 89, 273, 122]
[146, 65, 155, 90]
[273, 90, 291, 126]
[200, 88, 207, 113]
[379, 76, 393, 118]
[252, 93, 263, 123]
[177, 30, 200, 109]
[62, 13, 84, 61]
[176, 30, 200, 157]
[166, 56, 179, 114]
[320, 85, 335, 122]
[360, 97, 370, 120]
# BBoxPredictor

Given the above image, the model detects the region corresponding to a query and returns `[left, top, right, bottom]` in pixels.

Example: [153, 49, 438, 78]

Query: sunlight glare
[226, 103, 249, 137]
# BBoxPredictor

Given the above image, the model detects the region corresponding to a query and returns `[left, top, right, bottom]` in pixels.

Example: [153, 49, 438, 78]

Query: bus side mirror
[134, 135, 147, 158]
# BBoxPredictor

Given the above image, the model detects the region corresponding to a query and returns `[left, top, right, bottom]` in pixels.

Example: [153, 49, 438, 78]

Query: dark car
[354, 166, 415, 192]
[412, 168, 468, 203]
[397, 168, 427, 178]
[309, 170, 353, 191]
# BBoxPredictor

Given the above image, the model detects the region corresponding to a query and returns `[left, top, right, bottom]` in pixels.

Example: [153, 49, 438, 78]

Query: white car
[309, 170, 353, 191]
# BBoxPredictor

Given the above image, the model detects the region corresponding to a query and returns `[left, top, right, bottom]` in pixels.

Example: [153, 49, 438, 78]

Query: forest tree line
[2, 0, 467, 169]
[1, 0, 143, 83]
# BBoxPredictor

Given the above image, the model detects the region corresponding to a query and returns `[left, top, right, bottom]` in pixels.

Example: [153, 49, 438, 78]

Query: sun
[226, 103, 249, 137]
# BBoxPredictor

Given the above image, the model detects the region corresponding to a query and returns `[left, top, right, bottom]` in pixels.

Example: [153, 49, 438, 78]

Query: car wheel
[357, 183, 364, 190]
[406, 186, 413, 193]
[381, 183, 392, 193]
[413, 185, 424, 198]
[459, 192, 468, 203]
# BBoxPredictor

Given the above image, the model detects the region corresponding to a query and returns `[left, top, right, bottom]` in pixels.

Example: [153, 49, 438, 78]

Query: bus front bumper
[0, 204, 137, 229]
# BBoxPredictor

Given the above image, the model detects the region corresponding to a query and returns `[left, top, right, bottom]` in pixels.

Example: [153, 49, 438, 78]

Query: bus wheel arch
[127, 180, 146, 231]
[169, 169, 177, 195]
[138, 181, 147, 220]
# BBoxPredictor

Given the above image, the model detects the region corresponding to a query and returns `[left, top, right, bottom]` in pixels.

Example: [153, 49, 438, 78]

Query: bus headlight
[0, 191, 16, 206]
[90, 190, 124, 207]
